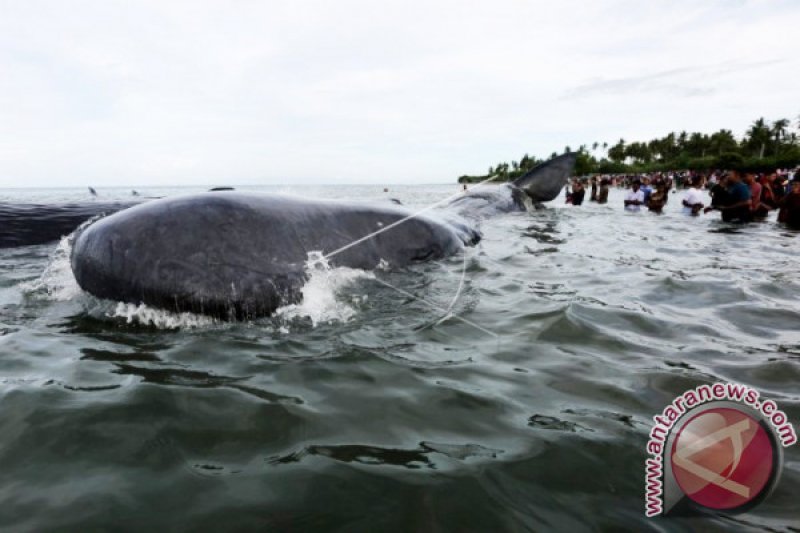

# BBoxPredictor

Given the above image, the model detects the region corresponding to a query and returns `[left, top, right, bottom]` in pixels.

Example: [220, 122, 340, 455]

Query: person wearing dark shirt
[597, 179, 609, 204]
[778, 179, 800, 228]
[647, 182, 668, 213]
[571, 181, 585, 205]
[707, 174, 729, 209]
[590, 177, 598, 202]
[705, 170, 751, 222]
[772, 174, 787, 204]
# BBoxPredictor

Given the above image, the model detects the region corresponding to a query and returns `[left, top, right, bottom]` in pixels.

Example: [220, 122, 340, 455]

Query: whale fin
[513, 152, 577, 202]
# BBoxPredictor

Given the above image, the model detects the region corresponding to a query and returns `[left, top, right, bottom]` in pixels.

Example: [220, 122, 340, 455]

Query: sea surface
[0, 184, 798, 532]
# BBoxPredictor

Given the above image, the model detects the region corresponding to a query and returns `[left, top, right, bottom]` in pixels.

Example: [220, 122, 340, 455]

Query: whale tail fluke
[513, 152, 577, 203]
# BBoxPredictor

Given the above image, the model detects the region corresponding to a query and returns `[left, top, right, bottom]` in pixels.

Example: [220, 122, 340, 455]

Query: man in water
[624, 181, 645, 212]
[590, 177, 598, 202]
[744, 173, 766, 219]
[571, 180, 585, 206]
[597, 178, 609, 204]
[778, 178, 800, 228]
[705, 170, 751, 222]
[682, 176, 705, 215]
[647, 182, 668, 213]
[640, 177, 653, 205]
[706, 172, 729, 210]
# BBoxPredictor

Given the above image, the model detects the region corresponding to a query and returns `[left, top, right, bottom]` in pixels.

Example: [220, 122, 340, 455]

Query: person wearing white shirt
[624, 182, 645, 212]
[682, 176, 706, 215]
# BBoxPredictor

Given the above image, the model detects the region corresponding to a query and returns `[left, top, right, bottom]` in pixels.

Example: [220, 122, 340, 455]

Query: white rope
[323, 174, 502, 261]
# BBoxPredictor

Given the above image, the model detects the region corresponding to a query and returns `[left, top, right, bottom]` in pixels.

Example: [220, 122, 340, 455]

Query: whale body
[71, 193, 480, 318]
[69, 153, 576, 318]
[0, 201, 138, 248]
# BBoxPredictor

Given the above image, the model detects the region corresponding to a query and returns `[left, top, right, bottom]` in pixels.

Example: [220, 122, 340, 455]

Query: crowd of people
[564, 168, 800, 228]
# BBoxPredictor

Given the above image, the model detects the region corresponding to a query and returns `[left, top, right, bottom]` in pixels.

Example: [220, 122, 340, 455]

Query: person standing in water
[778, 178, 800, 228]
[571, 181, 586, 206]
[640, 177, 653, 205]
[682, 176, 705, 215]
[597, 178, 609, 204]
[647, 182, 669, 213]
[705, 170, 751, 222]
[624, 181, 645, 212]
[744, 173, 765, 219]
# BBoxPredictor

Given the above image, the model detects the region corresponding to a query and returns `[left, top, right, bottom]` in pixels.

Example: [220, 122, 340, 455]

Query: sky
[0, 0, 798, 187]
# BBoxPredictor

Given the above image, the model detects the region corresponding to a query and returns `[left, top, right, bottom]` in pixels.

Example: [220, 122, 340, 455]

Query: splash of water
[22, 235, 82, 301]
[275, 251, 373, 326]
[108, 302, 217, 329]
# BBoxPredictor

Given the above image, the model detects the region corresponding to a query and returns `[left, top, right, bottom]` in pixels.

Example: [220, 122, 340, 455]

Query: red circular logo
[670, 407, 775, 510]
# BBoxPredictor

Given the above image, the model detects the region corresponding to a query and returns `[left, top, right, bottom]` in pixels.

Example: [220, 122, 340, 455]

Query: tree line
[458, 116, 800, 183]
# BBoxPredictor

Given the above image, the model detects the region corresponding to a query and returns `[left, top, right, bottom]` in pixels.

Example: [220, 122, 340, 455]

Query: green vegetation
[457, 116, 800, 183]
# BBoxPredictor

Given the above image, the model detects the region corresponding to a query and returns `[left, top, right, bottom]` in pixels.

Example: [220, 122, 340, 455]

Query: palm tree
[647, 139, 662, 161]
[608, 139, 626, 163]
[772, 118, 790, 154]
[709, 129, 738, 156]
[677, 131, 688, 151]
[745, 118, 771, 158]
[686, 132, 711, 158]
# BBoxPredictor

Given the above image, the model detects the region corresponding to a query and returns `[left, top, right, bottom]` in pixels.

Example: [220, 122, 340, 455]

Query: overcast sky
[1, 0, 798, 187]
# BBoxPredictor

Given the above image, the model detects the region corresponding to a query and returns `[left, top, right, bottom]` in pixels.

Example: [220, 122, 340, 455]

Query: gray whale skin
[70, 153, 576, 319]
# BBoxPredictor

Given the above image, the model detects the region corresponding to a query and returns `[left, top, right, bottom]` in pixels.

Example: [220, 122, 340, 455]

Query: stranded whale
[0, 201, 139, 248]
[69, 153, 576, 318]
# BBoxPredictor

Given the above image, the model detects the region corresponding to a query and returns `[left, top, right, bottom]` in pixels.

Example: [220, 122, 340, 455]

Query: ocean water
[0, 184, 798, 532]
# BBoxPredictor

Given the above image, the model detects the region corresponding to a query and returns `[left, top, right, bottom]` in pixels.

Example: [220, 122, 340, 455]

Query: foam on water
[275, 251, 373, 326]
[22, 235, 82, 301]
[108, 302, 217, 329]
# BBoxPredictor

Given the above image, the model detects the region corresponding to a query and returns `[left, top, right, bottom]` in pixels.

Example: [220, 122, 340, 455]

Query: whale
[69, 153, 576, 318]
[0, 201, 139, 248]
[0, 190, 226, 249]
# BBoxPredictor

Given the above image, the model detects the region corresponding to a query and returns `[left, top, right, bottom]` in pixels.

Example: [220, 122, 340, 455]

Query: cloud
[563, 60, 783, 99]
[0, 0, 798, 187]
